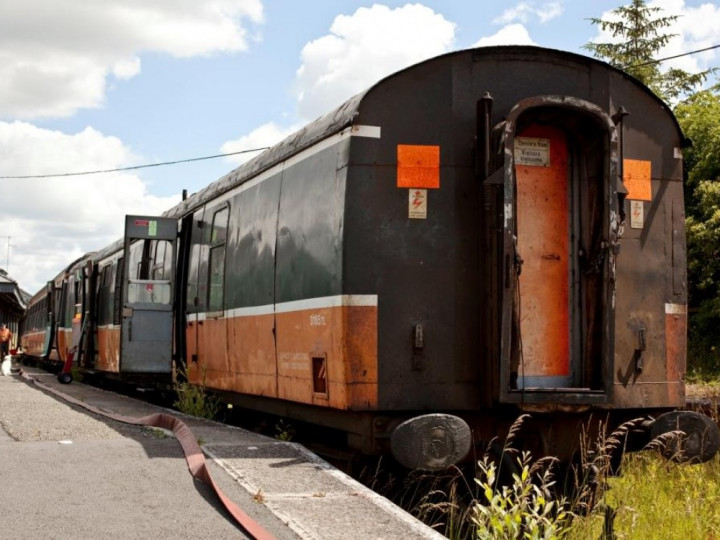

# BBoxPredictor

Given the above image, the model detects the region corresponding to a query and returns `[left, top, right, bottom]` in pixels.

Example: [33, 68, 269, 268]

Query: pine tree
[584, 0, 711, 102]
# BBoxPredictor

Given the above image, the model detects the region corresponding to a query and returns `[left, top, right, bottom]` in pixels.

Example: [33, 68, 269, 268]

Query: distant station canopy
[0, 268, 28, 349]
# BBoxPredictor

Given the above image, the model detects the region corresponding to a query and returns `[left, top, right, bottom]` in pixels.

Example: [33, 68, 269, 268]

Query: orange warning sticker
[623, 159, 652, 201]
[397, 144, 440, 188]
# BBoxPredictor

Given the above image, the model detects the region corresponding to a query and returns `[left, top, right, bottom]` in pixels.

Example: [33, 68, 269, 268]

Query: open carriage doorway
[509, 102, 617, 393]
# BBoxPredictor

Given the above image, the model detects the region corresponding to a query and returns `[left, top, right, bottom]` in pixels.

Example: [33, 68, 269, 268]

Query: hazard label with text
[409, 189, 427, 219]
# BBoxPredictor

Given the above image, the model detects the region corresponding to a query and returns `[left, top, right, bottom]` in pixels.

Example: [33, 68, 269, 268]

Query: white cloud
[0, 0, 264, 119]
[293, 4, 456, 121]
[587, 0, 720, 74]
[473, 24, 537, 47]
[493, 2, 564, 25]
[0, 122, 180, 293]
[221, 122, 301, 165]
[112, 58, 142, 80]
[652, 0, 720, 73]
[220, 3, 458, 180]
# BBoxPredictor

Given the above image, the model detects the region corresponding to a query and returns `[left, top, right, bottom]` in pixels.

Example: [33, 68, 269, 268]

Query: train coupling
[390, 413, 472, 471]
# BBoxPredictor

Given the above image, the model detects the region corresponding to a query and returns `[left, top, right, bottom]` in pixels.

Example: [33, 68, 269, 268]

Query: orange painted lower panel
[21, 330, 46, 356]
[275, 305, 378, 410]
[665, 311, 687, 406]
[187, 305, 378, 410]
[57, 328, 70, 363]
[187, 314, 276, 397]
[96, 326, 120, 372]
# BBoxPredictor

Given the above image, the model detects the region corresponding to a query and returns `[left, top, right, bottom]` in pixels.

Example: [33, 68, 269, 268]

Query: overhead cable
[626, 43, 720, 68]
[0, 147, 269, 180]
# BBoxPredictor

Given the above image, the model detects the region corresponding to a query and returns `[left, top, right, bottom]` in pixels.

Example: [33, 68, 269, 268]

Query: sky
[1, 0, 719, 296]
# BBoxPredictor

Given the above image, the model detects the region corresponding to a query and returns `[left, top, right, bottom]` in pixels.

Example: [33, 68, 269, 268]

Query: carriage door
[120, 215, 177, 373]
[43, 281, 55, 356]
[183, 207, 207, 377]
[510, 103, 615, 392]
[515, 124, 572, 387]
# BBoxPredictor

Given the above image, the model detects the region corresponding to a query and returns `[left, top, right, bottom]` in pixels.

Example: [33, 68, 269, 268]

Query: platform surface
[0, 361, 445, 539]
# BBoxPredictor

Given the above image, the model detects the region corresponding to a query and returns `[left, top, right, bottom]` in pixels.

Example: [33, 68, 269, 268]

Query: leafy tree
[586, 1, 720, 375]
[676, 91, 720, 190]
[584, 0, 712, 102]
[675, 91, 720, 374]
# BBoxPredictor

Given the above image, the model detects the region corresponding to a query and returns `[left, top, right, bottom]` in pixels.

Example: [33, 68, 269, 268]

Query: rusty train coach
[21, 46, 719, 470]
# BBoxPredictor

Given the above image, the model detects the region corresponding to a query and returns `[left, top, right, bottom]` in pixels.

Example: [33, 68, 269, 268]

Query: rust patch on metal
[665, 305, 687, 406]
[342, 304, 379, 408]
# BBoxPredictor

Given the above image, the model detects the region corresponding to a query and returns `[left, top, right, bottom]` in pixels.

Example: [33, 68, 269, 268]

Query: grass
[392, 411, 720, 539]
[274, 419, 295, 441]
[568, 451, 720, 539]
[473, 451, 572, 539]
[173, 366, 220, 419]
[141, 426, 171, 439]
[686, 379, 720, 400]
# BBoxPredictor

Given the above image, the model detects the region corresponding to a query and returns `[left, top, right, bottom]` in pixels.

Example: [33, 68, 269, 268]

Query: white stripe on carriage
[190, 294, 378, 321]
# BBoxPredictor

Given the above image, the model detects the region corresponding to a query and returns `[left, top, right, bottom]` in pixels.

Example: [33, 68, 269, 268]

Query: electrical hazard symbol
[409, 189, 427, 219]
[630, 200, 644, 229]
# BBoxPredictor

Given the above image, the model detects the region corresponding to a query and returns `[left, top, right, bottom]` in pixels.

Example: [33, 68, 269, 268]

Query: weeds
[398, 413, 719, 539]
[274, 419, 295, 441]
[141, 427, 171, 439]
[473, 451, 572, 539]
[173, 366, 220, 419]
[70, 365, 83, 382]
[470, 414, 575, 539]
[413, 473, 477, 539]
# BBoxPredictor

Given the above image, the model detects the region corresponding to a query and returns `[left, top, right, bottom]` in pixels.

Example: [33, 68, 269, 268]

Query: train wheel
[650, 410, 720, 464]
[58, 372, 73, 385]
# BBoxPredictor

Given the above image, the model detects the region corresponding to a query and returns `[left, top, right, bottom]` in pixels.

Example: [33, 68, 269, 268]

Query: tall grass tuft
[568, 449, 720, 539]
[173, 366, 220, 419]
[473, 450, 573, 539]
[404, 415, 579, 538]
[386, 408, 720, 538]
[568, 405, 720, 539]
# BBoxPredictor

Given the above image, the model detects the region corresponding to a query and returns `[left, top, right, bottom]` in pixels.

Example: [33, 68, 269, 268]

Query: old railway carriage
[24, 46, 718, 469]
[20, 255, 87, 363]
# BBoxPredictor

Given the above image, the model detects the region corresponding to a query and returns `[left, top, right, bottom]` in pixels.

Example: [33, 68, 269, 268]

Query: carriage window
[127, 235, 173, 305]
[128, 240, 145, 280]
[152, 240, 172, 280]
[208, 206, 229, 313]
[113, 258, 124, 325]
[101, 264, 112, 287]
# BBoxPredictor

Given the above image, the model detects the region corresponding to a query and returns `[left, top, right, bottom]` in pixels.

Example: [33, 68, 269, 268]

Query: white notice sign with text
[514, 137, 550, 167]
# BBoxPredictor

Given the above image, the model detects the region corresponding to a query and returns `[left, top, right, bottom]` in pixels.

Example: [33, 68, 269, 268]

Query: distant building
[0, 268, 28, 350]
